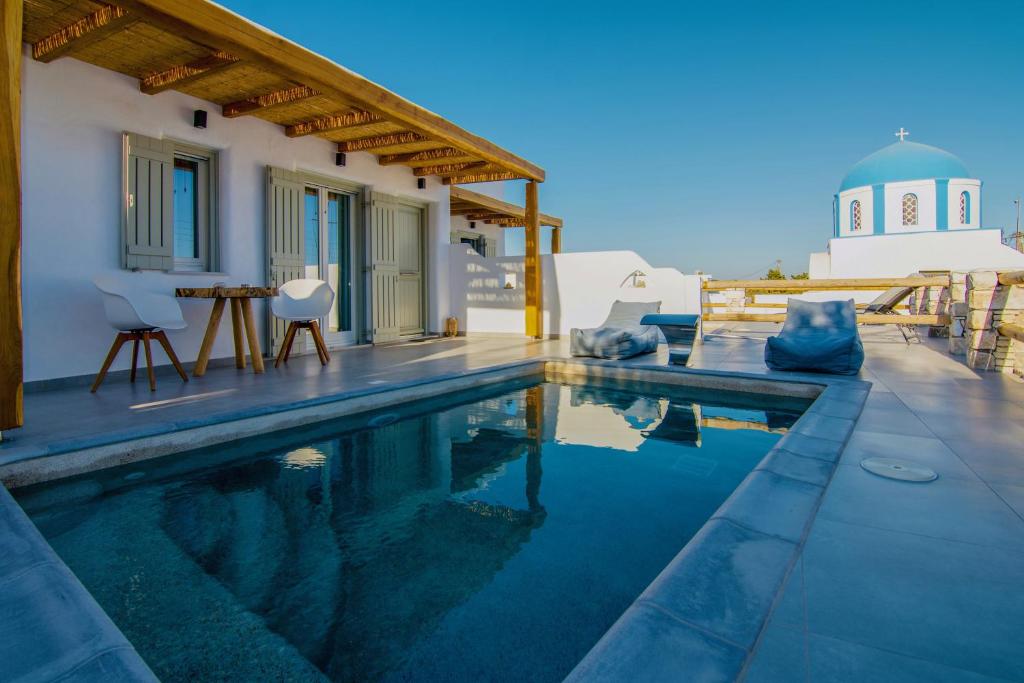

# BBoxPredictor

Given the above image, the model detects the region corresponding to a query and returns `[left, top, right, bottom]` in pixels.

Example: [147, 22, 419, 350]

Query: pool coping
[0, 358, 868, 682]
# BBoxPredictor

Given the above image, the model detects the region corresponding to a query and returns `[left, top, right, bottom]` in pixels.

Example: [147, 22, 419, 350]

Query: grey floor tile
[819, 466, 1024, 550]
[769, 554, 805, 631]
[806, 632, 1012, 683]
[714, 471, 823, 543]
[801, 520, 1024, 681]
[641, 518, 797, 647]
[840, 430, 980, 481]
[741, 619, 807, 683]
[992, 483, 1024, 521]
[944, 433, 1024, 486]
[854, 394, 935, 437]
[564, 603, 747, 683]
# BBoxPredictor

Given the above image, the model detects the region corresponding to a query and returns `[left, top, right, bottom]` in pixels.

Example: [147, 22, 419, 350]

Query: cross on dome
[894, 127, 910, 142]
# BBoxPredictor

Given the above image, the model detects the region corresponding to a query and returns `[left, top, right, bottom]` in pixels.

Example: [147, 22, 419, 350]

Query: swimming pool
[15, 378, 809, 682]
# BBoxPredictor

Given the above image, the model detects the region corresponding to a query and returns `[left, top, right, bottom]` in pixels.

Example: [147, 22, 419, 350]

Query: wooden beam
[414, 161, 488, 177]
[379, 148, 467, 166]
[31, 4, 135, 63]
[285, 109, 384, 137]
[702, 313, 950, 325]
[551, 226, 562, 254]
[112, 0, 545, 180]
[140, 51, 240, 95]
[336, 132, 425, 152]
[443, 171, 524, 185]
[702, 276, 947, 291]
[222, 84, 319, 118]
[998, 271, 1024, 286]
[1, 0, 23, 430]
[525, 181, 542, 338]
[468, 212, 514, 221]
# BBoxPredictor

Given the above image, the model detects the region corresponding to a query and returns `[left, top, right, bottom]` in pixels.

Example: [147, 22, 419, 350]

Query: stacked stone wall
[964, 271, 1024, 375]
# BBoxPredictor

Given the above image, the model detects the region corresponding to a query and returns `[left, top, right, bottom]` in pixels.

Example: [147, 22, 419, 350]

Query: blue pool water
[16, 379, 808, 682]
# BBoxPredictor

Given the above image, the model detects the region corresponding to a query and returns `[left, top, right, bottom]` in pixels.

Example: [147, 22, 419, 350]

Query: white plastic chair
[270, 279, 335, 367]
[91, 272, 188, 392]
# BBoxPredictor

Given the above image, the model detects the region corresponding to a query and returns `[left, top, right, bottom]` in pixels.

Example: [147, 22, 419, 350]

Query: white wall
[884, 180, 936, 234]
[818, 229, 1024, 278]
[948, 179, 981, 230]
[838, 186, 873, 235]
[22, 50, 454, 382]
[450, 214, 505, 257]
[448, 247, 702, 337]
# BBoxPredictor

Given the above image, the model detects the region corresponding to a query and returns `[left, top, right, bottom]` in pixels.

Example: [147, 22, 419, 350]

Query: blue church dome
[839, 141, 970, 192]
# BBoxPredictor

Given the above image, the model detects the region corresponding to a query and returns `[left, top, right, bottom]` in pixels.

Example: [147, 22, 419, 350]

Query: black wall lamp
[193, 109, 207, 129]
[417, 178, 426, 190]
[469, 221, 476, 229]
[335, 152, 346, 166]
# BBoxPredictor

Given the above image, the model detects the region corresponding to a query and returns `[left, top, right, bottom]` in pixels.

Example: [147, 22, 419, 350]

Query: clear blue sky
[222, 0, 1024, 278]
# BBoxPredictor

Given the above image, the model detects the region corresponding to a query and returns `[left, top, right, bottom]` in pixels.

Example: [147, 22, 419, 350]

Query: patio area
[3, 327, 1024, 681]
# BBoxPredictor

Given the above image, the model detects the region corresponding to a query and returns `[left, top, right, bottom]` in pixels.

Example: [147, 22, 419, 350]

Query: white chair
[271, 279, 335, 367]
[91, 272, 188, 392]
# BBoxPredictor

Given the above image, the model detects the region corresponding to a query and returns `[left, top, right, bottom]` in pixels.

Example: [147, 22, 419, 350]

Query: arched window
[960, 191, 971, 225]
[850, 200, 862, 232]
[902, 193, 918, 226]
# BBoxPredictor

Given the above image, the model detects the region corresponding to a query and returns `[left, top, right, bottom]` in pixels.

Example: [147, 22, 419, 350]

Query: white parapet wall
[448, 247, 702, 337]
[811, 229, 1024, 279]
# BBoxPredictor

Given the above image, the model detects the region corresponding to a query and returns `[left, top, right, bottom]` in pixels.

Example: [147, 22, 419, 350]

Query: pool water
[16, 379, 808, 682]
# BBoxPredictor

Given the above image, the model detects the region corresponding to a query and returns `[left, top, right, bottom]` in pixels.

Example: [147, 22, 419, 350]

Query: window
[123, 133, 218, 271]
[460, 235, 485, 256]
[901, 193, 918, 226]
[960, 191, 971, 225]
[850, 200, 862, 232]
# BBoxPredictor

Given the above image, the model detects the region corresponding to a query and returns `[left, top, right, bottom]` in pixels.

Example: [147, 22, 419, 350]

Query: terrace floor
[3, 327, 1024, 681]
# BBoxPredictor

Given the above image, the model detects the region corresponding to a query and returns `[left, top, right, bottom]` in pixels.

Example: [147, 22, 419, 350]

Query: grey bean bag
[764, 298, 864, 375]
[570, 300, 661, 360]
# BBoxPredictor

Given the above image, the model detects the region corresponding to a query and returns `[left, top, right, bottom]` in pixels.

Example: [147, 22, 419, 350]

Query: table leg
[194, 297, 226, 377]
[229, 298, 246, 369]
[240, 297, 265, 374]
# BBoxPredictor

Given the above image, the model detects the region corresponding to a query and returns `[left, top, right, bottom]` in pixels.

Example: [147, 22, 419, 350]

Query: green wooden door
[369, 192, 401, 343]
[266, 167, 305, 354]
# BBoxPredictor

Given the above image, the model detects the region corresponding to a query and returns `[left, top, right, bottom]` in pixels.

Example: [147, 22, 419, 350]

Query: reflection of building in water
[555, 384, 668, 452]
[160, 385, 548, 681]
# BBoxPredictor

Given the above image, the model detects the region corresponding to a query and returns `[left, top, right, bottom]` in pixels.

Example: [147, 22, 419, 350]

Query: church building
[809, 130, 1024, 278]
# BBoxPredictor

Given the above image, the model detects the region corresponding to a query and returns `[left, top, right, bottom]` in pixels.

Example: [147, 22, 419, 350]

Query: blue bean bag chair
[570, 300, 661, 360]
[764, 299, 864, 375]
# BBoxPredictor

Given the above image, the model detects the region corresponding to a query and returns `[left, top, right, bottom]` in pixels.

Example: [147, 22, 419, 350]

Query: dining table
[175, 285, 278, 377]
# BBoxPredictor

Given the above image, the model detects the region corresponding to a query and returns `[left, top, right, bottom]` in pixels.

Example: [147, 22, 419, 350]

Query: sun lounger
[764, 298, 864, 375]
[862, 280, 919, 343]
[639, 314, 700, 365]
[570, 300, 661, 360]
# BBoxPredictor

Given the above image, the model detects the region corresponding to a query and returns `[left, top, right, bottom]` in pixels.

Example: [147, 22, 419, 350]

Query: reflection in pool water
[17, 380, 807, 682]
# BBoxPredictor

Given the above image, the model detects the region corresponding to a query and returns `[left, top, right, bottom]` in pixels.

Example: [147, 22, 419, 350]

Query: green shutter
[266, 167, 306, 354]
[483, 237, 496, 258]
[369, 192, 401, 343]
[123, 133, 174, 270]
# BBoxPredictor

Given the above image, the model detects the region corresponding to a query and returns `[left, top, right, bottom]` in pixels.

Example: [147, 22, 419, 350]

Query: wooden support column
[524, 180, 542, 338]
[1, 0, 23, 430]
[551, 226, 562, 254]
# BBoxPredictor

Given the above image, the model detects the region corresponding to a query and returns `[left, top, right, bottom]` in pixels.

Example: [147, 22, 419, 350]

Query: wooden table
[176, 286, 278, 377]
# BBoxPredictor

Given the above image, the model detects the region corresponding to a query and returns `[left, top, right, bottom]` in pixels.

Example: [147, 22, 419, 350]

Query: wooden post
[524, 181, 542, 338]
[0, 0, 23, 430]
[551, 226, 561, 254]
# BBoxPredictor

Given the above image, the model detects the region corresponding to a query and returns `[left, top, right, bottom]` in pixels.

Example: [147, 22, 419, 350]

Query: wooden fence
[701, 276, 950, 326]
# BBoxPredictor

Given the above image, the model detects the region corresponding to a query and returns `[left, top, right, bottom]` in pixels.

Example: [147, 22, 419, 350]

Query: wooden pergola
[0, 0, 550, 431]
[450, 186, 563, 252]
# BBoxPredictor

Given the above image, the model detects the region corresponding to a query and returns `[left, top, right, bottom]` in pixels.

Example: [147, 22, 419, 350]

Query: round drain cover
[860, 458, 937, 482]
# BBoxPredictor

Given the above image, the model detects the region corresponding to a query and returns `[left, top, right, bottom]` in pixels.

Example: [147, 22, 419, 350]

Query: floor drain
[860, 457, 937, 482]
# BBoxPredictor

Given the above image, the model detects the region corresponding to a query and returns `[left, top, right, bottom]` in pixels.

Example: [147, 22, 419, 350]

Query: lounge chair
[764, 298, 864, 375]
[570, 300, 661, 360]
[639, 314, 700, 365]
[862, 281, 919, 344]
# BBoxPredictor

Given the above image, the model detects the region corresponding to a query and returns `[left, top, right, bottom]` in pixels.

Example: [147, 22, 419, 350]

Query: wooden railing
[701, 276, 950, 326]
